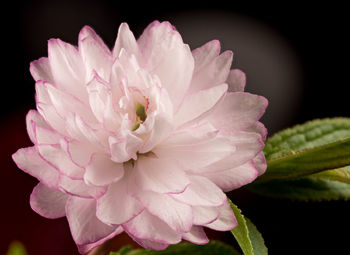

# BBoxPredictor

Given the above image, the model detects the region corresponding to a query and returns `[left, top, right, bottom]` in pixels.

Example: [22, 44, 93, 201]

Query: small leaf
[248, 177, 350, 201]
[110, 241, 240, 255]
[260, 118, 350, 181]
[229, 200, 267, 255]
[6, 241, 27, 255]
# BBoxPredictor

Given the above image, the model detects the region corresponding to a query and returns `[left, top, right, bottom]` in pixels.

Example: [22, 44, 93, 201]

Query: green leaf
[229, 200, 267, 255]
[260, 118, 350, 181]
[6, 241, 27, 255]
[248, 176, 350, 201]
[110, 241, 240, 255]
[310, 165, 350, 184]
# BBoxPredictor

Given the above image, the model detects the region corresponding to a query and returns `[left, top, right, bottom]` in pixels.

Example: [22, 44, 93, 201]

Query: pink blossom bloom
[12, 21, 267, 253]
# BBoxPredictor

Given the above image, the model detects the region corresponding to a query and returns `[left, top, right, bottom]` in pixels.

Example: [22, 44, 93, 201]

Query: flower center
[132, 102, 147, 131]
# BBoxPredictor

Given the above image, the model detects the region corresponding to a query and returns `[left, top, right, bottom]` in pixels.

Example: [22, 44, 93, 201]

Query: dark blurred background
[1, 0, 349, 254]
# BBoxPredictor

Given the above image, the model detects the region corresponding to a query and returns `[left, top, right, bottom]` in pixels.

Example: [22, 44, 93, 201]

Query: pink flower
[12, 21, 268, 253]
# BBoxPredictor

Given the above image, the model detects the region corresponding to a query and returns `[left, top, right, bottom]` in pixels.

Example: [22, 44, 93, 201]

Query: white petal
[47, 39, 87, 100]
[227, 69, 246, 92]
[205, 200, 237, 231]
[113, 23, 140, 58]
[66, 197, 116, 245]
[205, 92, 268, 132]
[30, 182, 68, 219]
[123, 210, 181, 244]
[182, 226, 209, 245]
[190, 49, 233, 94]
[154, 135, 234, 170]
[171, 175, 226, 207]
[200, 131, 264, 172]
[203, 161, 259, 192]
[12, 147, 60, 189]
[137, 21, 194, 110]
[135, 191, 193, 233]
[59, 175, 106, 199]
[192, 205, 220, 225]
[30, 57, 54, 83]
[79, 26, 113, 82]
[37, 144, 85, 179]
[85, 154, 124, 186]
[96, 172, 143, 225]
[133, 157, 190, 194]
[26, 110, 50, 144]
[174, 84, 228, 127]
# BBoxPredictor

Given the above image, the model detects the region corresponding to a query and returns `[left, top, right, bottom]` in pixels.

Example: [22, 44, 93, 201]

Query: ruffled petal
[132, 157, 190, 194]
[191, 40, 220, 72]
[12, 147, 59, 189]
[59, 175, 106, 199]
[135, 191, 193, 233]
[190, 47, 233, 93]
[84, 154, 124, 186]
[30, 182, 68, 219]
[226, 69, 246, 92]
[26, 110, 50, 144]
[200, 131, 264, 172]
[113, 23, 140, 59]
[96, 171, 144, 225]
[192, 205, 220, 225]
[182, 226, 209, 245]
[30, 57, 54, 83]
[171, 175, 226, 207]
[79, 26, 113, 82]
[206, 92, 268, 132]
[205, 200, 237, 231]
[174, 84, 228, 127]
[77, 227, 123, 254]
[66, 197, 117, 246]
[154, 135, 234, 170]
[128, 236, 169, 250]
[203, 161, 259, 192]
[253, 151, 267, 176]
[47, 39, 87, 100]
[37, 144, 85, 179]
[123, 210, 181, 244]
[137, 21, 194, 110]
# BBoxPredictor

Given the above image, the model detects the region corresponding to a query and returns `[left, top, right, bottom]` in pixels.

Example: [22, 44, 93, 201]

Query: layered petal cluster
[13, 21, 268, 253]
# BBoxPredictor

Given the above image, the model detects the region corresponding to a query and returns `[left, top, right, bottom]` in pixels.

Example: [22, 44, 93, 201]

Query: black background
[1, 1, 349, 254]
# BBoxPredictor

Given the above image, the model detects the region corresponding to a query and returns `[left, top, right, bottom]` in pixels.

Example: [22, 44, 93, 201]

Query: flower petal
[59, 175, 106, 199]
[30, 57, 54, 83]
[200, 131, 264, 172]
[192, 40, 220, 72]
[205, 200, 237, 231]
[30, 182, 68, 219]
[47, 39, 87, 100]
[226, 69, 246, 92]
[137, 21, 194, 110]
[253, 151, 267, 176]
[132, 157, 190, 194]
[190, 48, 233, 94]
[135, 191, 193, 233]
[37, 144, 85, 179]
[123, 209, 181, 244]
[96, 171, 144, 225]
[113, 23, 140, 59]
[206, 92, 268, 132]
[154, 135, 234, 170]
[174, 84, 228, 127]
[79, 26, 113, 82]
[66, 197, 117, 245]
[26, 110, 50, 144]
[77, 227, 123, 254]
[128, 236, 169, 250]
[182, 226, 209, 245]
[192, 205, 220, 225]
[12, 147, 59, 189]
[171, 175, 226, 207]
[203, 161, 259, 192]
[84, 154, 124, 186]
